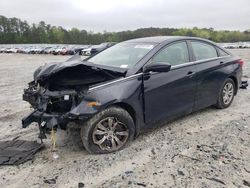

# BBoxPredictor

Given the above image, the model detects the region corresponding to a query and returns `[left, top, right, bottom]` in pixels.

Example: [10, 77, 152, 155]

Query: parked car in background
[82, 42, 116, 56]
[59, 46, 80, 55]
[75, 46, 90, 55]
[28, 46, 41, 54]
[225, 43, 239, 49]
[40, 47, 53, 54]
[82, 46, 92, 56]
[22, 47, 32, 54]
[17, 47, 26, 53]
[5, 47, 19, 53]
[52, 46, 65, 55]
[240, 42, 250, 48]
[50, 46, 60, 55]
[0, 47, 6, 53]
[67, 47, 77, 55]
[46, 46, 57, 54]
[91, 42, 116, 55]
[22, 36, 243, 154]
[59, 47, 68, 55]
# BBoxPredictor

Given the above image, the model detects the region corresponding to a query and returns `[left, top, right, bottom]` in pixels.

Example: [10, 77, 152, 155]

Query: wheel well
[228, 76, 238, 94]
[112, 102, 136, 124]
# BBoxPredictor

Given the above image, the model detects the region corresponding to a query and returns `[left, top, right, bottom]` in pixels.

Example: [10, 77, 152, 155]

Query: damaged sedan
[22, 36, 243, 154]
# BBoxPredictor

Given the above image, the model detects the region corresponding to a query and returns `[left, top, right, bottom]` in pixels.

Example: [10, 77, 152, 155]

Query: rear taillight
[236, 59, 244, 67]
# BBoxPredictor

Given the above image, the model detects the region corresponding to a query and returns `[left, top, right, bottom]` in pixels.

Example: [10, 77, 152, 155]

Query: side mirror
[144, 62, 171, 73]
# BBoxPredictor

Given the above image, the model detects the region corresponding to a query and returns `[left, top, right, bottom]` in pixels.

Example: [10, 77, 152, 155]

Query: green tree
[0, 15, 250, 44]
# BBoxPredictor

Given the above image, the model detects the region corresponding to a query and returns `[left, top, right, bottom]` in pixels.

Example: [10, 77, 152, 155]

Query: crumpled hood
[34, 55, 127, 82]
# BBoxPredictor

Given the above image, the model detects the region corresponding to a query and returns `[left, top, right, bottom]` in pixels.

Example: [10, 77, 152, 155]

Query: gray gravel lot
[0, 50, 249, 188]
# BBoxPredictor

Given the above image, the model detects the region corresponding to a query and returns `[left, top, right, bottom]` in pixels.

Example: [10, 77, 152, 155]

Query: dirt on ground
[0, 49, 249, 188]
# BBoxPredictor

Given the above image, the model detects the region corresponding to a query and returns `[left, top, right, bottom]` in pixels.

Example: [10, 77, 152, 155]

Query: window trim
[171, 55, 230, 70]
[216, 46, 229, 57]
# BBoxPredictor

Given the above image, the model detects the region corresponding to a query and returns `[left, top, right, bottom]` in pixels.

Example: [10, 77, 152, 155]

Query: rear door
[143, 41, 197, 125]
[189, 40, 229, 110]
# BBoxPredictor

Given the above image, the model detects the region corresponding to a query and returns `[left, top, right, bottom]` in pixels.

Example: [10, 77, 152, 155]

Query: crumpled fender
[68, 74, 144, 133]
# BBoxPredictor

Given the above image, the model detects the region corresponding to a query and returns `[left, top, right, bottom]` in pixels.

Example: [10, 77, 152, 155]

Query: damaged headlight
[33, 66, 42, 80]
[46, 95, 73, 113]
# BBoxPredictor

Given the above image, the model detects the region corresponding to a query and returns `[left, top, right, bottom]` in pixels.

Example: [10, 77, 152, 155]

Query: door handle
[220, 61, 224, 64]
[186, 71, 195, 77]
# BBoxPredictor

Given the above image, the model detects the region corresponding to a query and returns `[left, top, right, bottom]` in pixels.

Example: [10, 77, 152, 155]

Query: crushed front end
[22, 81, 80, 139]
[21, 58, 125, 140]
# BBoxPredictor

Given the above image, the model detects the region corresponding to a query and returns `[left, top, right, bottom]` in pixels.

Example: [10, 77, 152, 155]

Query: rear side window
[191, 41, 218, 61]
[152, 42, 189, 66]
[217, 48, 229, 57]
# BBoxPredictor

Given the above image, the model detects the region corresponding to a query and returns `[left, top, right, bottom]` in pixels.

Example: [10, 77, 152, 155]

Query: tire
[80, 106, 135, 154]
[215, 78, 235, 109]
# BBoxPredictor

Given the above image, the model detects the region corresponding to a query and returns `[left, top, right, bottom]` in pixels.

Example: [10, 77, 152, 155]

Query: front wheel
[215, 78, 235, 109]
[80, 106, 135, 154]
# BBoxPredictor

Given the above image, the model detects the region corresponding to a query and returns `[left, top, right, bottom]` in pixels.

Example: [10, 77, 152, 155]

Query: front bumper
[22, 110, 70, 129]
[22, 82, 98, 130]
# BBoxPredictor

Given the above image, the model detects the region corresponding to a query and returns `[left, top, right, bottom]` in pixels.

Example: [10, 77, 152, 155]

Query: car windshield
[88, 43, 155, 68]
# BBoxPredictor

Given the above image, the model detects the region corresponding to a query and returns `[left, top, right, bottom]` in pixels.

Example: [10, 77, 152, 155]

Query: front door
[143, 41, 197, 125]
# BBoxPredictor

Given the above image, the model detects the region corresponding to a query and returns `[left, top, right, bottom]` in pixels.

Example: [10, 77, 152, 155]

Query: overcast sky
[0, 0, 250, 32]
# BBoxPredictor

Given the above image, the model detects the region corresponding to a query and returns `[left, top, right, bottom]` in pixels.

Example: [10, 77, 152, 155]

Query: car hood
[34, 55, 127, 82]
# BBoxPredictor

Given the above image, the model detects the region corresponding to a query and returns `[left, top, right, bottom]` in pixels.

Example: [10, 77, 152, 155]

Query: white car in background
[29, 46, 41, 54]
[81, 47, 92, 56]
[5, 47, 19, 53]
[241, 42, 250, 48]
[0, 47, 6, 53]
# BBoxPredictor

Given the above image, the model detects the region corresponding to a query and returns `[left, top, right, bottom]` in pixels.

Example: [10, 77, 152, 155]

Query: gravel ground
[0, 50, 249, 188]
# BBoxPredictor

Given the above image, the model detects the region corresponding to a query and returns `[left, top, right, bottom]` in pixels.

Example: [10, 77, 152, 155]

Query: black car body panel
[22, 36, 242, 137]
[144, 64, 197, 124]
[194, 56, 241, 110]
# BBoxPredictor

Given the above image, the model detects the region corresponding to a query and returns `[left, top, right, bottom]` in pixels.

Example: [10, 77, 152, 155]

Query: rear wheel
[215, 78, 235, 109]
[80, 106, 135, 154]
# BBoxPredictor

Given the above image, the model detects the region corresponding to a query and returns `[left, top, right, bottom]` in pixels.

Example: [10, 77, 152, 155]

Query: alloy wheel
[92, 117, 129, 151]
[222, 82, 234, 105]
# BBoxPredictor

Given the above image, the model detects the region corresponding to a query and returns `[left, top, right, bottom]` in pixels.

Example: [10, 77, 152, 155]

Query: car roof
[124, 36, 210, 44]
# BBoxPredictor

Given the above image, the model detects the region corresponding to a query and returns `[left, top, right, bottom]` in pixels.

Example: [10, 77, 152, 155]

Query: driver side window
[152, 42, 189, 66]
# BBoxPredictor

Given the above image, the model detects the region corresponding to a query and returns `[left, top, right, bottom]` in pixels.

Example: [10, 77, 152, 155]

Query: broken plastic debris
[52, 152, 59, 160]
[240, 80, 248, 89]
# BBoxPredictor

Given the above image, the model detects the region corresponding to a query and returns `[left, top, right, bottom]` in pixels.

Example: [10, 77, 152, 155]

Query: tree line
[0, 15, 250, 44]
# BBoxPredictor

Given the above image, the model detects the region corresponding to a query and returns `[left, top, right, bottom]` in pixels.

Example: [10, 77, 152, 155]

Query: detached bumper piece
[22, 110, 70, 129]
[240, 80, 248, 89]
[0, 139, 44, 165]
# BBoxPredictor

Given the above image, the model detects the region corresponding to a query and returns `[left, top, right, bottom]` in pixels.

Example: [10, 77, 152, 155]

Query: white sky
[0, 0, 250, 32]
